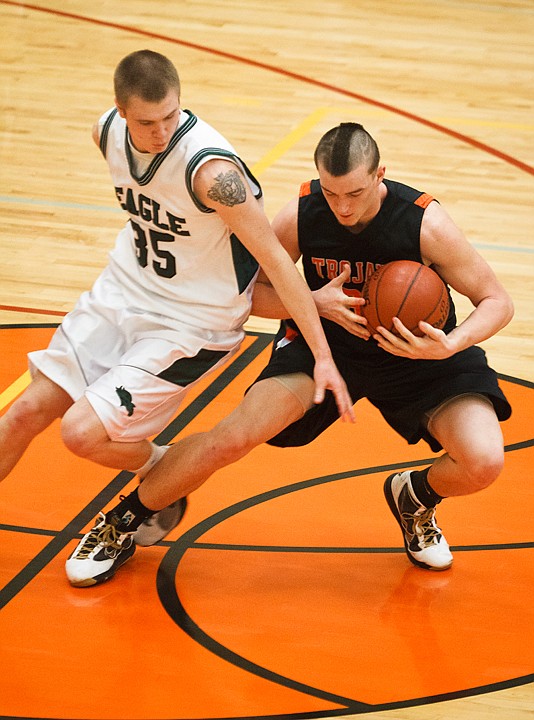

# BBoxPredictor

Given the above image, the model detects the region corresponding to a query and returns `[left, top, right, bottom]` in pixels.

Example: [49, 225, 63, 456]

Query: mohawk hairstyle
[314, 123, 380, 176]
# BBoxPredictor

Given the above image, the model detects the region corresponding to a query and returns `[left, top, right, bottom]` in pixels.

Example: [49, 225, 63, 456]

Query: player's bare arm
[375, 201, 514, 360]
[194, 160, 355, 420]
[250, 198, 300, 320]
[92, 121, 101, 146]
[205, 167, 247, 206]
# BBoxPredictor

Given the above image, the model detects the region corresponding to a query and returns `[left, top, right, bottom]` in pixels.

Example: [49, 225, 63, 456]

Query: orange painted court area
[0, 325, 532, 720]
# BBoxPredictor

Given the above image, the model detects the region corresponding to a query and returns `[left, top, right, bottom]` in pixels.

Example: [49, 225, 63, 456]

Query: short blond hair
[114, 50, 180, 106]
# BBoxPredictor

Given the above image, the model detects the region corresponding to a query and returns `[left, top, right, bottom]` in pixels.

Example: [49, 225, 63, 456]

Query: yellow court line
[1, 109, 333, 412]
[0, 370, 31, 411]
[251, 107, 332, 176]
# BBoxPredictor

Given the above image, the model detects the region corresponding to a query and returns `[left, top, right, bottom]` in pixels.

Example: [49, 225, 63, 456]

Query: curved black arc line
[158, 434, 534, 551]
[504, 438, 534, 452]
[158, 435, 534, 716]
[156, 456, 436, 712]
[365, 673, 534, 715]
[0, 332, 272, 611]
[157, 538, 369, 713]
[156, 460, 437, 711]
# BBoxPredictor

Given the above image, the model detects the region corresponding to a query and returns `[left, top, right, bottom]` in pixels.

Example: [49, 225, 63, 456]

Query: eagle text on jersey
[115, 187, 191, 237]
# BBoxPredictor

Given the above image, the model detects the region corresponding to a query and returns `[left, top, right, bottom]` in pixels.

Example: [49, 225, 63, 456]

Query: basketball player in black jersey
[73, 122, 513, 582]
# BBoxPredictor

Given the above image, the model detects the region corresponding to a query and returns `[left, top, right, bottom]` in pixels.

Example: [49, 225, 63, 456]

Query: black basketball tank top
[296, 178, 456, 358]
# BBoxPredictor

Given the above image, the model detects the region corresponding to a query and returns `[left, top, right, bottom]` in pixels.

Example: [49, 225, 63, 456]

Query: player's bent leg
[138, 374, 314, 510]
[211, 373, 316, 462]
[0, 371, 73, 480]
[427, 394, 505, 497]
[384, 394, 505, 572]
[61, 396, 154, 471]
[67, 375, 313, 585]
[62, 398, 158, 586]
[135, 374, 314, 546]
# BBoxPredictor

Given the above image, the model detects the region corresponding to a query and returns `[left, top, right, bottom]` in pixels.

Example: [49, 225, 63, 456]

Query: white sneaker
[66, 513, 136, 587]
[134, 497, 188, 547]
[384, 471, 453, 571]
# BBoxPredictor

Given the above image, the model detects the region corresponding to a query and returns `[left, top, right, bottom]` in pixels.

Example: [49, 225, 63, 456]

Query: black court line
[0, 332, 273, 611]
[157, 427, 534, 719]
[190, 541, 534, 553]
[498, 372, 534, 388]
[0, 323, 60, 330]
[2, 526, 532, 555]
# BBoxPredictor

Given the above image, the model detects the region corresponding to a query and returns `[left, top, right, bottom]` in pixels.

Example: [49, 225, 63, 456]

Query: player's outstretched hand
[374, 318, 458, 360]
[312, 356, 355, 422]
[313, 266, 369, 339]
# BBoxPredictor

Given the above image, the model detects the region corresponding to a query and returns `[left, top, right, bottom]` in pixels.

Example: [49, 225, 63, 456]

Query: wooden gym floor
[0, 1, 533, 719]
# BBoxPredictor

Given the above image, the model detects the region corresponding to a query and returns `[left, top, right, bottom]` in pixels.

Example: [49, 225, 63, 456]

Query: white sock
[134, 443, 170, 479]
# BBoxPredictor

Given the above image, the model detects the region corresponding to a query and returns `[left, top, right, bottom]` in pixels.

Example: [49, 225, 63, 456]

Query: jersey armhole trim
[185, 149, 262, 212]
[414, 192, 434, 208]
[99, 108, 118, 158]
[299, 180, 312, 198]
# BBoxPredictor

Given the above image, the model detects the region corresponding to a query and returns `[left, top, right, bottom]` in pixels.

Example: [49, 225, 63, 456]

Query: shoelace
[401, 507, 441, 547]
[76, 517, 124, 559]
[413, 508, 441, 547]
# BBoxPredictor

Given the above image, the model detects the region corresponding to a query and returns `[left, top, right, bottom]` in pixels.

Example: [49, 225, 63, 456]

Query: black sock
[410, 467, 444, 508]
[107, 487, 156, 532]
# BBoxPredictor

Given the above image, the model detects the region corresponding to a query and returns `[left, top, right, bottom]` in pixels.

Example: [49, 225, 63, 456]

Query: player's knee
[61, 406, 105, 459]
[208, 425, 258, 466]
[463, 447, 504, 492]
[7, 393, 57, 437]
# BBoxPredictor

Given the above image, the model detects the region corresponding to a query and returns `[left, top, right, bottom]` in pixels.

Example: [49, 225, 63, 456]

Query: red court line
[2, 0, 533, 178]
[0, 304, 66, 317]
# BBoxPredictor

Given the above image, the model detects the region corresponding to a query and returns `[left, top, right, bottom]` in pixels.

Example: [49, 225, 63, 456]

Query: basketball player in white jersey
[0, 50, 353, 587]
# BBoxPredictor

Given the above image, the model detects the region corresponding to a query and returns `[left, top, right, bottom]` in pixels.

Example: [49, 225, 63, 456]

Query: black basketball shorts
[252, 326, 511, 452]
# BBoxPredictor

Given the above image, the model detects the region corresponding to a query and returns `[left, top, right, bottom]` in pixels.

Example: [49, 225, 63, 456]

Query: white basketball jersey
[98, 108, 262, 331]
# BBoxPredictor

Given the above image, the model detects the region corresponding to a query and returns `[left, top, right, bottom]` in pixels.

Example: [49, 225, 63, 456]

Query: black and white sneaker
[384, 471, 453, 571]
[66, 512, 136, 587]
[134, 496, 188, 546]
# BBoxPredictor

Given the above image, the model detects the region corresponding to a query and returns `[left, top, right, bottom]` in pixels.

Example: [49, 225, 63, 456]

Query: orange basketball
[362, 260, 450, 336]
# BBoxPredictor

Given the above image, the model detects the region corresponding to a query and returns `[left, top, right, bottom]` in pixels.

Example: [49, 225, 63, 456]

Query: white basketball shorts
[29, 266, 244, 442]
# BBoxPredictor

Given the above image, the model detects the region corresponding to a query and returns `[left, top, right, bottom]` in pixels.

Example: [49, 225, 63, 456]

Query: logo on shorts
[116, 386, 135, 417]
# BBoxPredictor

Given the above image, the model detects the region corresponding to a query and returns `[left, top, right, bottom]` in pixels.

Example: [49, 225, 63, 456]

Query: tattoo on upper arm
[207, 170, 247, 207]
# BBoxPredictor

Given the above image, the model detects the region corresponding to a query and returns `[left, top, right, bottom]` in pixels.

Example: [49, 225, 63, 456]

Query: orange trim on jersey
[414, 192, 434, 208]
[284, 325, 299, 342]
[299, 180, 312, 197]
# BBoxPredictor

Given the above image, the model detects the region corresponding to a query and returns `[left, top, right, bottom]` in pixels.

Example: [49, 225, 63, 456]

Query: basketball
[361, 260, 450, 336]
